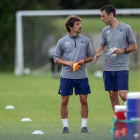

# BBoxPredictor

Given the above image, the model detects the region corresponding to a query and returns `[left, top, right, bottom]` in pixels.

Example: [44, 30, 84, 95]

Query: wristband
[124, 48, 127, 53]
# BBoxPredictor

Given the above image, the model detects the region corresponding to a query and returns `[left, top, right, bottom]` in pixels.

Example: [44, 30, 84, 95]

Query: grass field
[54, 16, 140, 32]
[0, 71, 139, 140]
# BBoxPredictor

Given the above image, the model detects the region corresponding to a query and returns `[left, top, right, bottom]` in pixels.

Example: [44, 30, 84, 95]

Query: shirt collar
[69, 33, 79, 38]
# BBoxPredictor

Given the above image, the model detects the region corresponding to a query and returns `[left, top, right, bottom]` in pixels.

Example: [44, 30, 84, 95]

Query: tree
[109, 0, 140, 8]
[59, 0, 109, 9]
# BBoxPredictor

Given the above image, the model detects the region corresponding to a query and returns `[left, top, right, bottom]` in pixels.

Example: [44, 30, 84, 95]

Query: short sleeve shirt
[100, 22, 136, 71]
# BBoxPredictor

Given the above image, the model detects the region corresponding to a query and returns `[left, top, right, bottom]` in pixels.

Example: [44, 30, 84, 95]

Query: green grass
[54, 17, 140, 32]
[0, 71, 139, 140]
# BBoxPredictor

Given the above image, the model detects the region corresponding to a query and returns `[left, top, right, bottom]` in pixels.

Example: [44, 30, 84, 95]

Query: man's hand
[79, 59, 85, 66]
[66, 61, 75, 68]
[93, 45, 104, 64]
[93, 53, 101, 64]
[113, 48, 125, 55]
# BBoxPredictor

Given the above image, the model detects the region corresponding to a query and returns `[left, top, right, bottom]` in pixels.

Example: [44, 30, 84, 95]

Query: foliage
[60, 0, 109, 9]
[59, 0, 140, 9]
[109, 0, 140, 8]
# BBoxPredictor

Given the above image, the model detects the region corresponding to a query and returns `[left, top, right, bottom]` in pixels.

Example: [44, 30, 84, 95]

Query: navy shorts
[103, 71, 129, 91]
[58, 78, 91, 96]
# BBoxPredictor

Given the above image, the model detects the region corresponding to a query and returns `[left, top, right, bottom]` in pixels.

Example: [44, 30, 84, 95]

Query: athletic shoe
[81, 127, 91, 133]
[60, 127, 69, 133]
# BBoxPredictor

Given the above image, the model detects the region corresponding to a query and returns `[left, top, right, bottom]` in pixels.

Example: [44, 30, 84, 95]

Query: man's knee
[61, 98, 69, 107]
[109, 91, 118, 101]
[80, 98, 88, 106]
[119, 90, 127, 101]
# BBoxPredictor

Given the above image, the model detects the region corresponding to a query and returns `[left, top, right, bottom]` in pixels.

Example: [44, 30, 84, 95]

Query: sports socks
[62, 118, 88, 128]
[81, 118, 88, 128]
[62, 118, 69, 128]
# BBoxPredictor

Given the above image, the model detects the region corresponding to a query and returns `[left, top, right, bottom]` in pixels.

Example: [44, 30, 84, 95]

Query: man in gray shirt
[54, 15, 93, 133]
[93, 5, 137, 111]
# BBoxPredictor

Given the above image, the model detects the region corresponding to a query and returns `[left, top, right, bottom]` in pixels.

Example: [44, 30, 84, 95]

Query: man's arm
[125, 42, 137, 53]
[54, 40, 75, 68]
[79, 57, 92, 66]
[93, 45, 105, 64]
[113, 42, 137, 55]
[56, 58, 75, 68]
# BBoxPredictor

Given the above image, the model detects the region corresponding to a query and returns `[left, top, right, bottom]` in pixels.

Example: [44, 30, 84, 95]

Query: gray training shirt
[53, 34, 93, 79]
[100, 22, 136, 71]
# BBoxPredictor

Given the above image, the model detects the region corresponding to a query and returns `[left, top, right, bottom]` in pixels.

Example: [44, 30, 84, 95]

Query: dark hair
[65, 15, 82, 33]
[101, 5, 116, 17]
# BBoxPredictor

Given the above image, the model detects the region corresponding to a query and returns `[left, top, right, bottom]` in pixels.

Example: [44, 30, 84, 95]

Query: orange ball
[115, 130, 121, 138]
[122, 128, 127, 136]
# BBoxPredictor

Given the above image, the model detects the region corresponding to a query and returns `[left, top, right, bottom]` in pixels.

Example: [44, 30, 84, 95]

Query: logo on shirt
[65, 42, 70, 44]
[107, 30, 110, 34]
[120, 29, 123, 32]
[81, 41, 84, 44]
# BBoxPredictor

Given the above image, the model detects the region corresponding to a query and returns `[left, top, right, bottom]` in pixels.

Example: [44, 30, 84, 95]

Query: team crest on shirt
[120, 29, 123, 32]
[81, 41, 84, 44]
[107, 30, 110, 34]
[65, 42, 70, 44]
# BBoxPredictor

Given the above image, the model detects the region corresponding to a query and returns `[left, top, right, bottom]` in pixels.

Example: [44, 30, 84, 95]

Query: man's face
[70, 21, 82, 33]
[101, 10, 112, 26]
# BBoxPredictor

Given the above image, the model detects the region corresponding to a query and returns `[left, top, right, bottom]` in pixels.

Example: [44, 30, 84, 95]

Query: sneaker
[60, 127, 69, 133]
[81, 127, 91, 133]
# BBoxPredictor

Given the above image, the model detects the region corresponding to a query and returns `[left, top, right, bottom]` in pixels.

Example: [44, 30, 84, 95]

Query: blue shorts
[103, 71, 129, 91]
[58, 78, 91, 96]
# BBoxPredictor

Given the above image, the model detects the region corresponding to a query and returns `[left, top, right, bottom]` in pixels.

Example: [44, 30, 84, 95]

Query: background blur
[0, 0, 140, 72]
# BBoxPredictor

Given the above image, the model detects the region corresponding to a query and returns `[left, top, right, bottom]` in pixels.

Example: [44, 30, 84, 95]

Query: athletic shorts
[58, 77, 91, 96]
[103, 71, 129, 91]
